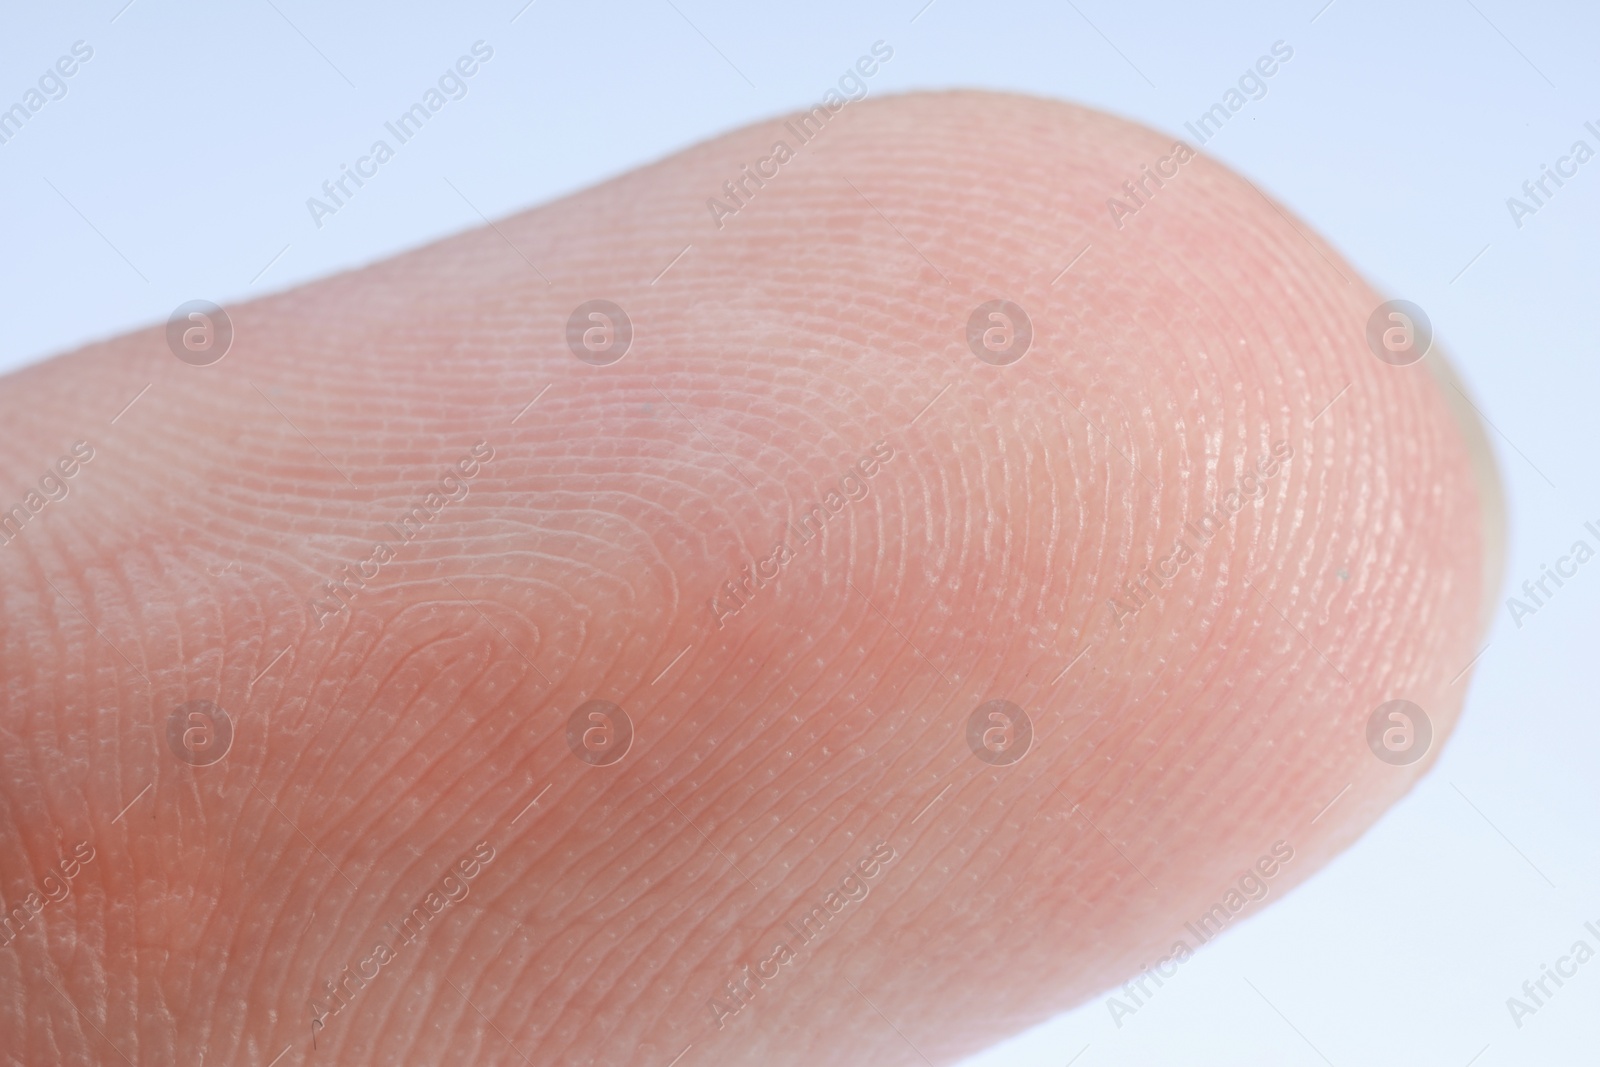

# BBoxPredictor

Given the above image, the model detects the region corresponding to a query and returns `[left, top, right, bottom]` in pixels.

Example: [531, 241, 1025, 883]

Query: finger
[0, 89, 1497, 1066]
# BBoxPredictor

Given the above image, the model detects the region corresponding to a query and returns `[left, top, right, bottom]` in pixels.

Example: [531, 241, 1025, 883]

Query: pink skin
[0, 90, 1496, 1065]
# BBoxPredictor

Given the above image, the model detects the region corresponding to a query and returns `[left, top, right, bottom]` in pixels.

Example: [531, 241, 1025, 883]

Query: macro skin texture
[0, 90, 1493, 1065]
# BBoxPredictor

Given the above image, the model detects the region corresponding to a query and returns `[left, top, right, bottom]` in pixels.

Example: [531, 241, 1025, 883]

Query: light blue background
[2, 2, 1595, 1063]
